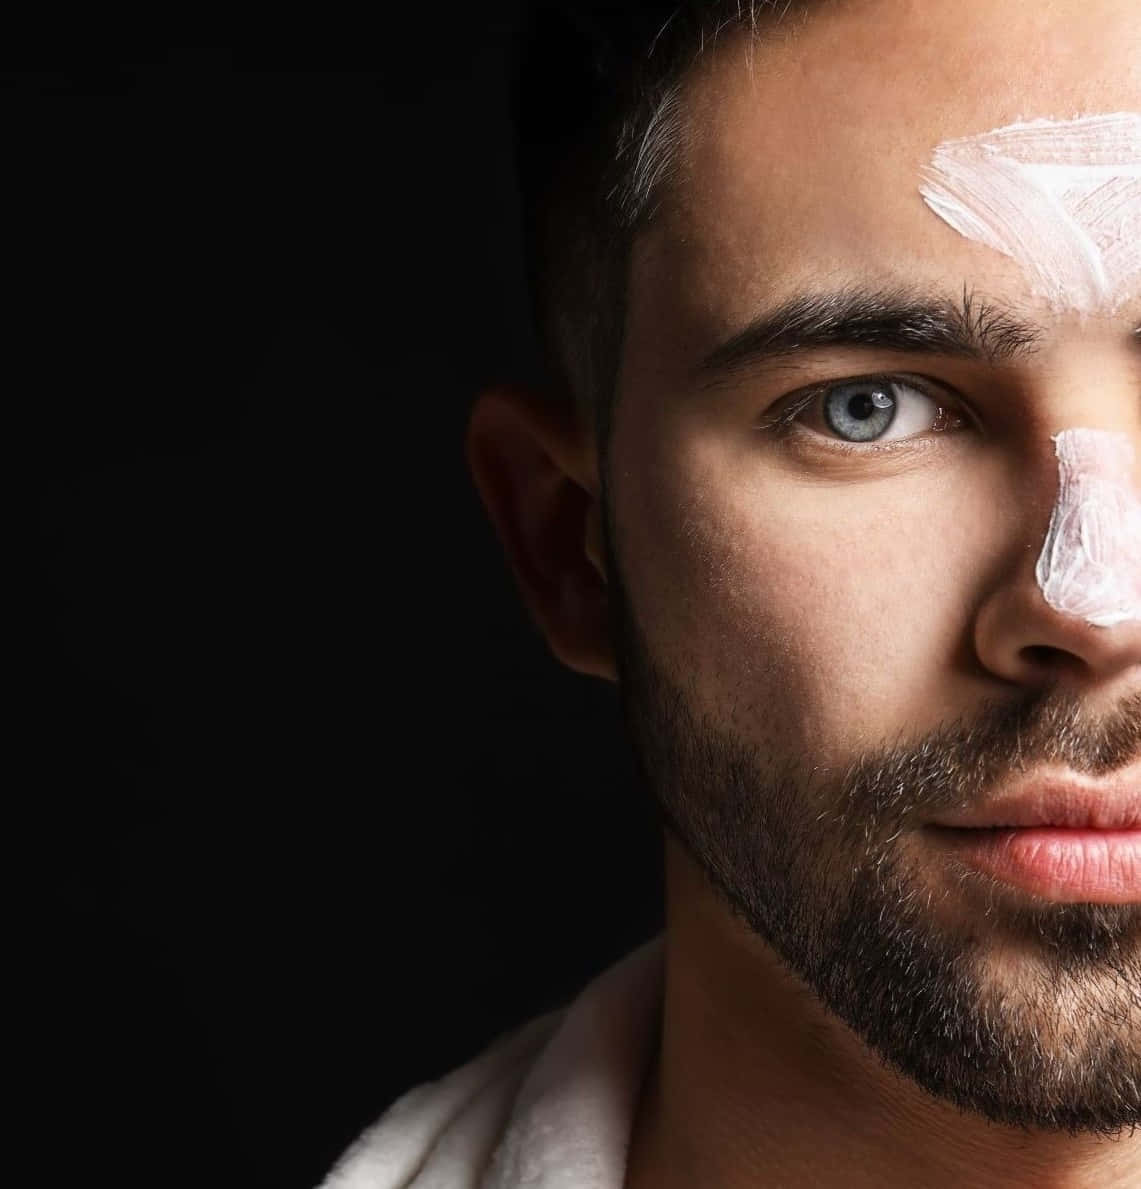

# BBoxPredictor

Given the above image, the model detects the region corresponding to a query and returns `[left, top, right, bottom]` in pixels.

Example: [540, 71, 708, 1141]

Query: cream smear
[920, 113, 1141, 313]
[1035, 428, 1141, 628]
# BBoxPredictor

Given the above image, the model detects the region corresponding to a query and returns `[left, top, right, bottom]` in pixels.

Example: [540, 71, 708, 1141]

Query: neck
[624, 835, 1141, 1189]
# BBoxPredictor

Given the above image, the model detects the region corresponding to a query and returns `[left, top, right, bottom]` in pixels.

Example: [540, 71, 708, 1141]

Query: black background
[26, 26, 664, 1188]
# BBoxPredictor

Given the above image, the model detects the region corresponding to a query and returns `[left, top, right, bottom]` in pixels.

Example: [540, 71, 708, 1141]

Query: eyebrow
[694, 287, 1048, 389]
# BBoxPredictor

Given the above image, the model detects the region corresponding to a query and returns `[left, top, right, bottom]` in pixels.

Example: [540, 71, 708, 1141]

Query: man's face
[607, 0, 1141, 1132]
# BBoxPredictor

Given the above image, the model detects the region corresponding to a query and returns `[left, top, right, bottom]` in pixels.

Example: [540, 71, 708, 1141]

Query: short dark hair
[510, 1, 814, 451]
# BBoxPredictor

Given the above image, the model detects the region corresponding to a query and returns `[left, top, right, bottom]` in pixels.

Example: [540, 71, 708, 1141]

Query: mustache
[827, 684, 1141, 835]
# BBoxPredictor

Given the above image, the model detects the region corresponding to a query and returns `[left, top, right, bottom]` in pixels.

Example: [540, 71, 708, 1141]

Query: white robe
[319, 933, 665, 1189]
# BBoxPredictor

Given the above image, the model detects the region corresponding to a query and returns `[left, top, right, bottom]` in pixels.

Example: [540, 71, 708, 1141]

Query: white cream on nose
[1034, 428, 1141, 628]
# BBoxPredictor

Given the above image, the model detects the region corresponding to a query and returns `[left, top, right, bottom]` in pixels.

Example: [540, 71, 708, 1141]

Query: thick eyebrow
[694, 287, 1046, 389]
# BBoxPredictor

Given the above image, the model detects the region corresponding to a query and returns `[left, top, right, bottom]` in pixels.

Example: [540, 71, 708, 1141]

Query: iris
[823, 381, 898, 442]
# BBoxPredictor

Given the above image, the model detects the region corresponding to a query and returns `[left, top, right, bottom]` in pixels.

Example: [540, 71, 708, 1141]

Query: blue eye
[823, 381, 899, 442]
[758, 375, 966, 447]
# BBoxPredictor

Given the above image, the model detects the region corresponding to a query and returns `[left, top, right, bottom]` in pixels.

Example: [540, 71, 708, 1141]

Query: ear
[465, 384, 616, 682]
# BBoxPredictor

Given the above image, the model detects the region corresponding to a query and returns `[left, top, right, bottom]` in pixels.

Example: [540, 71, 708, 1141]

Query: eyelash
[755, 373, 968, 452]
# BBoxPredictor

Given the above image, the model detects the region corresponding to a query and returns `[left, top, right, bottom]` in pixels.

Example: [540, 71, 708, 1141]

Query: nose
[975, 582, 1141, 687]
[974, 428, 1141, 690]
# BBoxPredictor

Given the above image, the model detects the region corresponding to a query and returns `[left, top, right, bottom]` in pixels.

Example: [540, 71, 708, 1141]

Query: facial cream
[1035, 428, 1141, 628]
[920, 113, 1141, 313]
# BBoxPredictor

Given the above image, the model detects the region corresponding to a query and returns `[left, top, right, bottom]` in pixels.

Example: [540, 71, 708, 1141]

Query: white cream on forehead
[1035, 429, 1141, 628]
[919, 112, 1141, 313]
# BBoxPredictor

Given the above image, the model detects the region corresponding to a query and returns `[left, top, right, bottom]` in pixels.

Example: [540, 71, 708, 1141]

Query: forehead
[633, 0, 1141, 348]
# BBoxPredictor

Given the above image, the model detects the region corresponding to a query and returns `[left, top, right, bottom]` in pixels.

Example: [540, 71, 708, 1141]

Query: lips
[928, 766, 1141, 831]
[926, 765, 1141, 902]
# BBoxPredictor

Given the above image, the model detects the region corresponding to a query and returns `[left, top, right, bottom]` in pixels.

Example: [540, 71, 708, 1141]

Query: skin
[466, 0, 1141, 1184]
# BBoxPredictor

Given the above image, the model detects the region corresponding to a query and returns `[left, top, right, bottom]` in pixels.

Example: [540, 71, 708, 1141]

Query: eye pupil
[849, 393, 877, 421]
[847, 390, 895, 420]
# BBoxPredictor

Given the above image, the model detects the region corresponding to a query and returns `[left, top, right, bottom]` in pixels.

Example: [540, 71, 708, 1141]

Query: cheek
[613, 426, 993, 765]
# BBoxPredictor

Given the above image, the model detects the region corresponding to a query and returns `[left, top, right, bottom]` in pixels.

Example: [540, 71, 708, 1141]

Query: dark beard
[605, 543, 1141, 1138]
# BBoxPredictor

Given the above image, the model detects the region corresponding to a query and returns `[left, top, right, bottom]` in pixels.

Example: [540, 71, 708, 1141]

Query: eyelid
[755, 372, 969, 436]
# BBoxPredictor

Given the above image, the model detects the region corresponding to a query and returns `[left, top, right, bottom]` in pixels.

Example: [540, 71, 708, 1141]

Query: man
[323, 0, 1141, 1184]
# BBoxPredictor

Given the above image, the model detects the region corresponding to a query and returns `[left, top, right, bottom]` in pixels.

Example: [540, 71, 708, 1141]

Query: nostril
[1021, 644, 1071, 670]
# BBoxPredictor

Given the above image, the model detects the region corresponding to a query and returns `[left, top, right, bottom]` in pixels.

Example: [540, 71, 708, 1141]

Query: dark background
[26, 26, 664, 1189]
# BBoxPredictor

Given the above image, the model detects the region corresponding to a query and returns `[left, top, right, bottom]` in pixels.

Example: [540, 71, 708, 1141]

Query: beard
[605, 540, 1141, 1138]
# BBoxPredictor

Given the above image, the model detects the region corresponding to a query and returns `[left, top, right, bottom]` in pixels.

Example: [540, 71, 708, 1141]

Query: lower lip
[929, 827, 1141, 902]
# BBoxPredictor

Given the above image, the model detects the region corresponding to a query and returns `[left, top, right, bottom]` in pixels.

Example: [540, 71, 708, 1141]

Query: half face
[607, 0, 1141, 1132]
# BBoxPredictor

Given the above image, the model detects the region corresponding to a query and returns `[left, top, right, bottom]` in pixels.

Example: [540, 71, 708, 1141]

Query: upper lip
[928, 765, 1141, 830]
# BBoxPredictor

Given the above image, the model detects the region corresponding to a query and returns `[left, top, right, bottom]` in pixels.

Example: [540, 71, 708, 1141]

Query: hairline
[594, 13, 805, 463]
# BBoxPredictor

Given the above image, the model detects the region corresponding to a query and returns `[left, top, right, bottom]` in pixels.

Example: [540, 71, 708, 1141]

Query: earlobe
[465, 384, 617, 682]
